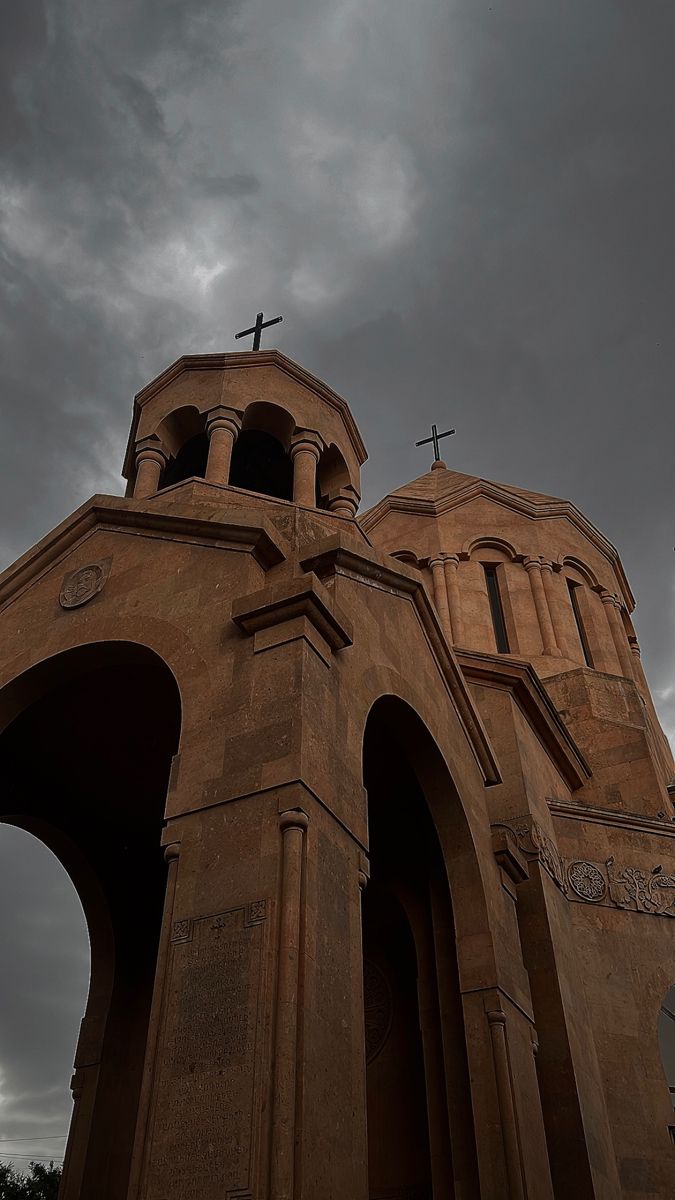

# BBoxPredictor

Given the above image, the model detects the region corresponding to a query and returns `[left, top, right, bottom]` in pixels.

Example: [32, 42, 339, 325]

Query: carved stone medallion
[59, 559, 110, 609]
[568, 860, 606, 902]
[363, 959, 393, 1064]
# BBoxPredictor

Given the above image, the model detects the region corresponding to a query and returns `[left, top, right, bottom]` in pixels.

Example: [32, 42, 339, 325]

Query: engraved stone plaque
[59, 558, 111, 609]
[142, 903, 268, 1200]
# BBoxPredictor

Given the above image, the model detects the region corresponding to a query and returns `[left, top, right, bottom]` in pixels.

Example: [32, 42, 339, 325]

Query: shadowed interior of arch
[0, 644, 181, 1199]
[362, 696, 479, 1199]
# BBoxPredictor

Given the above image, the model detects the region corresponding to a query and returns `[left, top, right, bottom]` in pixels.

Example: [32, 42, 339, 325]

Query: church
[0, 342, 673, 1199]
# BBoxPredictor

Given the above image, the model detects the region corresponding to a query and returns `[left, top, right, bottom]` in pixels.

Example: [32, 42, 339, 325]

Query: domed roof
[361, 461, 634, 608]
[385, 461, 565, 510]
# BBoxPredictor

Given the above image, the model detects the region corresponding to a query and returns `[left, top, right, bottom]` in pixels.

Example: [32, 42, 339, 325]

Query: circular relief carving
[363, 959, 393, 1064]
[60, 563, 106, 609]
[568, 860, 606, 902]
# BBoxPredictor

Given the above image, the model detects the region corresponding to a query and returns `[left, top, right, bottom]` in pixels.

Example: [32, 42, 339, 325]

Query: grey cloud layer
[1, 0, 674, 1160]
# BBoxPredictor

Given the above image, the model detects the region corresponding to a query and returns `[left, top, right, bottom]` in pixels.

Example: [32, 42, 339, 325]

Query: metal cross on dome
[415, 422, 455, 465]
[234, 311, 283, 352]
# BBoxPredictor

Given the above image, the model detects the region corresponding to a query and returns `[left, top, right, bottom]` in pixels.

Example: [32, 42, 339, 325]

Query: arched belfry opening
[156, 405, 209, 488]
[0, 642, 181, 1200]
[361, 697, 479, 1200]
[229, 401, 294, 500]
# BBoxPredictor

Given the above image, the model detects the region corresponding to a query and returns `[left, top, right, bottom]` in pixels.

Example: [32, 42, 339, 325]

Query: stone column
[328, 487, 359, 518]
[600, 591, 635, 679]
[540, 561, 563, 655]
[290, 433, 322, 507]
[133, 442, 168, 499]
[524, 557, 560, 656]
[270, 809, 308, 1200]
[430, 557, 453, 642]
[205, 406, 241, 484]
[485, 1004, 525, 1200]
[444, 554, 465, 645]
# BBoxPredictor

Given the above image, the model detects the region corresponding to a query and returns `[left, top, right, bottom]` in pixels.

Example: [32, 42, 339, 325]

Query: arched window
[155, 406, 209, 488]
[162, 431, 209, 487]
[229, 402, 294, 501]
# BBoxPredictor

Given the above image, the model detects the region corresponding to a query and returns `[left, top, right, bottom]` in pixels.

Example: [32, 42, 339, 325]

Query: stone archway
[362, 695, 480, 1200]
[0, 641, 182, 1200]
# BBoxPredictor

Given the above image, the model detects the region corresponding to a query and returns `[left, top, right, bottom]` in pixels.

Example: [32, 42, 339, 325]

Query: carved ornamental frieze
[569, 856, 675, 917]
[492, 817, 568, 895]
[492, 816, 675, 919]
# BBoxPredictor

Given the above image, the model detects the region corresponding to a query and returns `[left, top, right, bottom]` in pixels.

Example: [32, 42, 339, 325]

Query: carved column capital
[279, 808, 309, 835]
[600, 589, 620, 610]
[205, 405, 242, 439]
[523, 555, 543, 573]
[290, 430, 323, 461]
[163, 842, 180, 864]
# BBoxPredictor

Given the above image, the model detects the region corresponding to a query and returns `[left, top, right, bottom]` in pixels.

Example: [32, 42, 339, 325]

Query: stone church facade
[0, 349, 673, 1199]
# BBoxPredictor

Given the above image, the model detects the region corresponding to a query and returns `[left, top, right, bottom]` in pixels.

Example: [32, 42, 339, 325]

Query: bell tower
[122, 349, 364, 516]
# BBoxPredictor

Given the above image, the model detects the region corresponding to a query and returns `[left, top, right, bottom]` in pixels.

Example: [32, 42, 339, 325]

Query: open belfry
[1, 344, 674, 1200]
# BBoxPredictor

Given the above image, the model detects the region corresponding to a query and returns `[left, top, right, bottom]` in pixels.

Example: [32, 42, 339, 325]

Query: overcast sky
[1, 0, 674, 1169]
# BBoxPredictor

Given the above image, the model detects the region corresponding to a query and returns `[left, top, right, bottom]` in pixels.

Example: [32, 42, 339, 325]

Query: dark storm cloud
[1, 0, 674, 1158]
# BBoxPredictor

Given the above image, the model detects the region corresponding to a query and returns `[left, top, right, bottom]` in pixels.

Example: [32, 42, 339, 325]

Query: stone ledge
[231, 573, 353, 653]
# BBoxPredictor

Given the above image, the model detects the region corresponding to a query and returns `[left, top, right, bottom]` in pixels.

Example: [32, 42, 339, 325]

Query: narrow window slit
[483, 565, 510, 654]
[567, 579, 594, 667]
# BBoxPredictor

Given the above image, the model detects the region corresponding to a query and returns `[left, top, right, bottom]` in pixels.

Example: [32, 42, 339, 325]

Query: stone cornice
[456, 650, 590, 790]
[361, 477, 634, 610]
[299, 534, 501, 787]
[548, 799, 675, 839]
[123, 350, 368, 479]
[231, 574, 353, 653]
[0, 495, 288, 613]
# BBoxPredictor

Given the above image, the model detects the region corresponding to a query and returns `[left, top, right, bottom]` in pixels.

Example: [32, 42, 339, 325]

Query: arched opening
[0, 827, 89, 1175]
[156, 406, 209, 488]
[229, 402, 294, 500]
[0, 642, 182, 1200]
[362, 696, 479, 1199]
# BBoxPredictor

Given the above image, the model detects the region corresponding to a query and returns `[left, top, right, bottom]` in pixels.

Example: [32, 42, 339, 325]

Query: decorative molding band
[548, 799, 675, 840]
[231, 573, 353, 653]
[492, 817, 568, 895]
[494, 816, 675, 919]
[567, 857, 675, 917]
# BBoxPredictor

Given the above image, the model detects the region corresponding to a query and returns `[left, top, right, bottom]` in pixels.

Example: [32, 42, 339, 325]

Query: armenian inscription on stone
[143, 901, 267, 1200]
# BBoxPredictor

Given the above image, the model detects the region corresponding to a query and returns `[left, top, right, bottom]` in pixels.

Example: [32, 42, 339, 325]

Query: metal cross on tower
[234, 311, 283, 352]
[415, 422, 455, 464]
